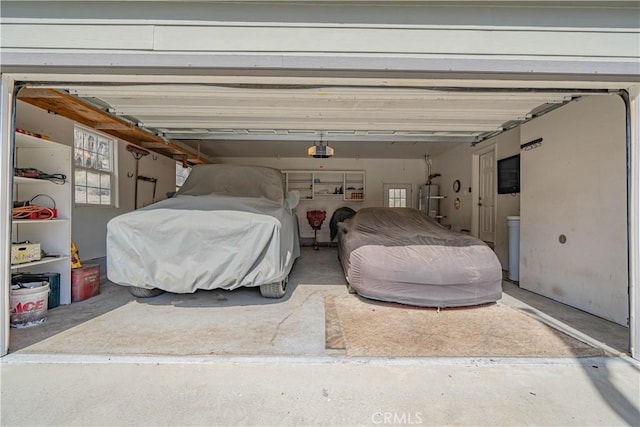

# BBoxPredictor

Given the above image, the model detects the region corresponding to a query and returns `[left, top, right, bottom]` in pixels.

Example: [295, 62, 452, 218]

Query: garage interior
[6, 82, 631, 358]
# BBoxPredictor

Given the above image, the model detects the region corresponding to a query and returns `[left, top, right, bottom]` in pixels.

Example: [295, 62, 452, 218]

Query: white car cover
[107, 164, 300, 293]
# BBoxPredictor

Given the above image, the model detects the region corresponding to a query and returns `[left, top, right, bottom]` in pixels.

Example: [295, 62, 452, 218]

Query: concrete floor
[8, 248, 350, 356]
[2, 357, 639, 426]
[2, 247, 638, 426]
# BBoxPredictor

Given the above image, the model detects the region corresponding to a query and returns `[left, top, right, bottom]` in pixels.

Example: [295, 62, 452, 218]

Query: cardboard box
[71, 264, 100, 302]
[11, 242, 41, 265]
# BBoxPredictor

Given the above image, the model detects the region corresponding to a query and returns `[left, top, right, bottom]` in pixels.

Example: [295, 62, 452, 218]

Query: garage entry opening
[2, 81, 633, 360]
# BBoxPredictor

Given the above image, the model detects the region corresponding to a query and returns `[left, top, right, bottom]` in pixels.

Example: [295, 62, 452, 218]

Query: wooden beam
[93, 122, 132, 131]
[17, 88, 209, 165]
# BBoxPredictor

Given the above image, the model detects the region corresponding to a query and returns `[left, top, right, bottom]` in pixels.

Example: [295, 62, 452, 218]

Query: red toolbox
[71, 264, 100, 302]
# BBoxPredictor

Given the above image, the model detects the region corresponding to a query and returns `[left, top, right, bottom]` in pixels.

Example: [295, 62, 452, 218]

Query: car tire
[128, 286, 164, 298]
[260, 278, 287, 298]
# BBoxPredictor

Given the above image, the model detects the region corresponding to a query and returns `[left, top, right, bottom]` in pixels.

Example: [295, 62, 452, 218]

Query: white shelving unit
[283, 170, 365, 201]
[11, 132, 72, 305]
[419, 184, 447, 223]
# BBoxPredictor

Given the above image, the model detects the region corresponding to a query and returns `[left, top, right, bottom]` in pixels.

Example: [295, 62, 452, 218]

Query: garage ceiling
[22, 84, 589, 160]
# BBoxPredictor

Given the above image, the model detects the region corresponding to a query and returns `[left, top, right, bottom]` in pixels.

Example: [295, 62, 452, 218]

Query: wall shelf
[12, 131, 72, 305]
[11, 256, 70, 271]
[282, 170, 366, 202]
[12, 219, 69, 224]
[419, 184, 445, 223]
[13, 176, 54, 185]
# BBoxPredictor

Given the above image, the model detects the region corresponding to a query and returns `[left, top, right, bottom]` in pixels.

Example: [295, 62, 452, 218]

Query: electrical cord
[41, 173, 67, 185]
[15, 168, 67, 185]
[12, 205, 55, 220]
[12, 194, 57, 220]
[30, 194, 56, 208]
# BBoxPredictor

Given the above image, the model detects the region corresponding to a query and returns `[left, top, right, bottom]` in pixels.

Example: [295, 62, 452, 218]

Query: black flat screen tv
[497, 154, 520, 194]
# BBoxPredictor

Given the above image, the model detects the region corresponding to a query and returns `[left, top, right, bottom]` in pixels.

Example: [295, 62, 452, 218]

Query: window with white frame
[175, 162, 191, 192]
[388, 188, 407, 207]
[383, 183, 412, 208]
[73, 126, 116, 206]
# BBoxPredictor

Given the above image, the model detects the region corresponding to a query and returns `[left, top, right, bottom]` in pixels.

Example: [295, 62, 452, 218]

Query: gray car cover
[338, 207, 502, 307]
[107, 164, 300, 293]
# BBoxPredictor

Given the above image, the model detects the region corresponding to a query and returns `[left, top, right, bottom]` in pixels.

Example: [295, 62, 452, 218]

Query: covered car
[107, 164, 300, 298]
[337, 207, 502, 307]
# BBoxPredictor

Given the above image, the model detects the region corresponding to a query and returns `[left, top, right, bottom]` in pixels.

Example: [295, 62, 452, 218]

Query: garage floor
[8, 247, 629, 357]
[3, 247, 637, 426]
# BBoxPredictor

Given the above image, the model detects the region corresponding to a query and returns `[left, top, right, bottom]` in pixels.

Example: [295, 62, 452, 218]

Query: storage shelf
[12, 219, 70, 224]
[11, 256, 70, 271]
[420, 183, 445, 224]
[15, 132, 56, 148]
[13, 131, 72, 305]
[13, 176, 50, 185]
[283, 170, 365, 202]
[13, 176, 68, 186]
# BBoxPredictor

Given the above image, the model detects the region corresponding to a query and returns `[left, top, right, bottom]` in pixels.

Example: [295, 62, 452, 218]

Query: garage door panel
[1, 24, 154, 50]
[153, 26, 639, 58]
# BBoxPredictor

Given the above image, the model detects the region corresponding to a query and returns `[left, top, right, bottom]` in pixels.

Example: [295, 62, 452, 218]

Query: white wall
[491, 131, 522, 269]
[15, 101, 176, 260]
[433, 144, 473, 230]
[216, 157, 428, 242]
[520, 95, 628, 325]
[434, 128, 521, 268]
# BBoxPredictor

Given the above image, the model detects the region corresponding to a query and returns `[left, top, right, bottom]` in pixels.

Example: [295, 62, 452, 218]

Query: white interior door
[479, 150, 496, 243]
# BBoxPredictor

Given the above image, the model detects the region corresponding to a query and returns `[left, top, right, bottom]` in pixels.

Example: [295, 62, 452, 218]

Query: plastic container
[11, 242, 41, 265]
[12, 272, 61, 309]
[507, 216, 520, 282]
[10, 283, 50, 328]
[71, 264, 100, 302]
